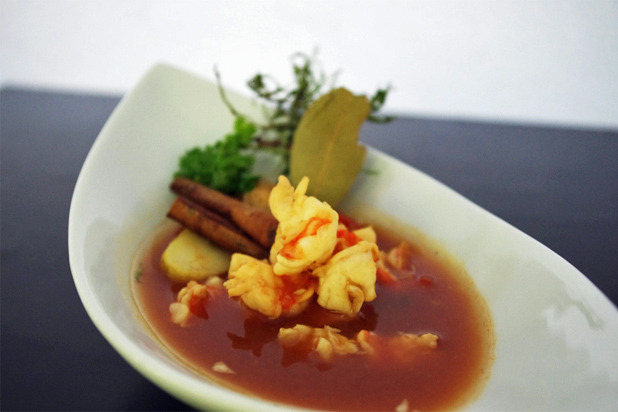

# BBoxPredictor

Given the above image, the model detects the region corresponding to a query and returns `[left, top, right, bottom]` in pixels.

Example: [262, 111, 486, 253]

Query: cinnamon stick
[171, 177, 277, 248]
[167, 196, 268, 259]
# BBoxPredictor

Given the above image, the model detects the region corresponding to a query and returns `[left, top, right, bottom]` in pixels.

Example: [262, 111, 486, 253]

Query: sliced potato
[161, 229, 232, 282]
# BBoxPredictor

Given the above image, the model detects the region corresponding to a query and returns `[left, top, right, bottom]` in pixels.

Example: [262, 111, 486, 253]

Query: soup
[132, 212, 494, 411]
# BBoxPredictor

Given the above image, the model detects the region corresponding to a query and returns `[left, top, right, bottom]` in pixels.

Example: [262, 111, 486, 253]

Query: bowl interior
[69, 64, 618, 411]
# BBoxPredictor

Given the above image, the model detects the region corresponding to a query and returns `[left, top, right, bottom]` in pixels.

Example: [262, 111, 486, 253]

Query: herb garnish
[135, 264, 143, 283]
[174, 52, 392, 197]
[175, 117, 259, 196]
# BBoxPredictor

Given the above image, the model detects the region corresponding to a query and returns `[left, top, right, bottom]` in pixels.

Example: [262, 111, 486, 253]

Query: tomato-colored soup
[133, 216, 494, 411]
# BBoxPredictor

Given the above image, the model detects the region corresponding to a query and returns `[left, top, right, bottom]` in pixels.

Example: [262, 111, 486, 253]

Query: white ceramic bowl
[69, 64, 618, 410]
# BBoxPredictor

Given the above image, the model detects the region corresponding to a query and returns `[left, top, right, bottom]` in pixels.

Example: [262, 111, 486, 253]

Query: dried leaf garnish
[289, 88, 370, 207]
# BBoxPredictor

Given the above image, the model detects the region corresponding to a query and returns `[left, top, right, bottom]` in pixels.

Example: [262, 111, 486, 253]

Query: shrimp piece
[278, 326, 437, 363]
[313, 241, 379, 316]
[376, 258, 398, 283]
[269, 176, 338, 276]
[225, 254, 283, 318]
[384, 241, 415, 271]
[224, 253, 315, 318]
[336, 224, 398, 284]
[361, 331, 438, 361]
[334, 224, 378, 253]
[357, 330, 439, 364]
[278, 325, 372, 361]
[385, 332, 439, 363]
[347, 225, 398, 283]
[374, 241, 417, 284]
[391, 332, 438, 351]
[169, 277, 223, 326]
[352, 226, 377, 243]
[356, 329, 377, 355]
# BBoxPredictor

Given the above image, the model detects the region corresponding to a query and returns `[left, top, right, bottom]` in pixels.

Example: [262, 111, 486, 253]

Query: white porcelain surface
[69, 64, 618, 411]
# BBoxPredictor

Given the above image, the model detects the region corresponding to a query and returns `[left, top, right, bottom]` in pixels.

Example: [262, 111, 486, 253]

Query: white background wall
[1, 0, 617, 130]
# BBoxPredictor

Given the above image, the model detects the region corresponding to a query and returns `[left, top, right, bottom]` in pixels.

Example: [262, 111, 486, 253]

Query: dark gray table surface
[2, 87, 617, 411]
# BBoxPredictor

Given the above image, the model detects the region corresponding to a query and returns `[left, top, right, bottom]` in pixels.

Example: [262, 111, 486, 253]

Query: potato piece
[161, 229, 232, 282]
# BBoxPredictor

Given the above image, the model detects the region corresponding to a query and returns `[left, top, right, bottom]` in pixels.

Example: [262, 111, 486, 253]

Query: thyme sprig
[216, 52, 334, 171]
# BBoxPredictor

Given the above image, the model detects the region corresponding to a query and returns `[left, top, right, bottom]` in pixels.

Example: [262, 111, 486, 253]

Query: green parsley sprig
[174, 117, 259, 196]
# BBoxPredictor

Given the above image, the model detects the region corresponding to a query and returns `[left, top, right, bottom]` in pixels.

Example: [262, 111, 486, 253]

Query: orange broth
[132, 217, 494, 411]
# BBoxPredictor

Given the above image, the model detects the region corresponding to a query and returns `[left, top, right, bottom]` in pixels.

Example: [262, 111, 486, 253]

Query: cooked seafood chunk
[313, 241, 379, 316]
[212, 361, 235, 374]
[224, 176, 381, 318]
[278, 325, 438, 363]
[335, 224, 395, 285]
[224, 253, 315, 318]
[278, 325, 371, 361]
[225, 254, 283, 318]
[390, 332, 439, 353]
[364, 330, 439, 361]
[169, 277, 223, 326]
[384, 241, 415, 271]
[352, 226, 377, 243]
[269, 176, 338, 275]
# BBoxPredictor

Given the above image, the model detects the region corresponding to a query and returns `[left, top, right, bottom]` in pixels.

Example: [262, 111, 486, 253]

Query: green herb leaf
[135, 265, 143, 283]
[174, 117, 260, 196]
[368, 86, 395, 123]
[289, 88, 370, 207]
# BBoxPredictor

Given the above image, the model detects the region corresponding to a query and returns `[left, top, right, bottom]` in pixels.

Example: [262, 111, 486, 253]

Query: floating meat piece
[269, 176, 338, 275]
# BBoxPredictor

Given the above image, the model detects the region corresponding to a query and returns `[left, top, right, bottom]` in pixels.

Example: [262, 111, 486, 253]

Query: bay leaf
[289, 88, 370, 207]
